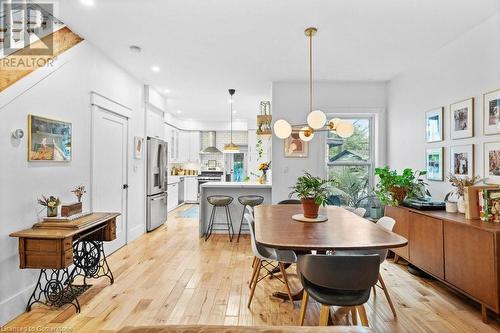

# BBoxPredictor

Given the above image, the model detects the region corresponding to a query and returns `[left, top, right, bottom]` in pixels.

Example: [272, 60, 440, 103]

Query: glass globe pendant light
[273, 119, 292, 139]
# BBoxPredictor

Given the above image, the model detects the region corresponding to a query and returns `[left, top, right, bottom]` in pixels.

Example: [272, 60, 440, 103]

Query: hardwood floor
[4, 205, 500, 332]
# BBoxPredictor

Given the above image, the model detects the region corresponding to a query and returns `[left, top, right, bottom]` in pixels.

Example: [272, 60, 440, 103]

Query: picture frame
[28, 114, 72, 161]
[483, 88, 500, 135]
[450, 98, 474, 140]
[449, 144, 474, 179]
[426, 147, 443, 181]
[484, 142, 500, 184]
[425, 107, 443, 142]
[284, 133, 308, 158]
[134, 136, 144, 159]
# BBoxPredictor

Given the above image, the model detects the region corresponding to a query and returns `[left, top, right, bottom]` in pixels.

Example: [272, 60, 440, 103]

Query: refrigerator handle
[159, 143, 165, 191]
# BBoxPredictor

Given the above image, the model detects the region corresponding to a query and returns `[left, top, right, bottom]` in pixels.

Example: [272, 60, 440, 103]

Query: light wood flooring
[5, 205, 500, 332]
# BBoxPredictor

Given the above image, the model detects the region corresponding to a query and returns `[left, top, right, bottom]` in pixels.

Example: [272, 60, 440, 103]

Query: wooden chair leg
[247, 261, 262, 308]
[249, 258, 260, 289]
[393, 254, 400, 264]
[279, 262, 294, 307]
[481, 305, 489, 324]
[356, 304, 368, 327]
[350, 307, 358, 325]
[298, 290, 309, 326]
[252, 256, 258, 268]
[319, 304, 330, 326]
[379, 274, 397, 318]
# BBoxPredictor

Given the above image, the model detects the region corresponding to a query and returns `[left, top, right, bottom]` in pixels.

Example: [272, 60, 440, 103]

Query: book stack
[478, 188, 500, 223]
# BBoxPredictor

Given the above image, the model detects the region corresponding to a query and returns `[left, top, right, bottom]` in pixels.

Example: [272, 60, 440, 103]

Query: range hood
[201, 131, 222, 154]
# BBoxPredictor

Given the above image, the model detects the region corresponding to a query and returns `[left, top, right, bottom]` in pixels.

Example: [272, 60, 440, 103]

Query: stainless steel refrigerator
[146, 137, 168, 231]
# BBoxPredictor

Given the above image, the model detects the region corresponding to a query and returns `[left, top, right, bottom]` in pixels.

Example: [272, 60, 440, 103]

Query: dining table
[254, 204, 408, 303]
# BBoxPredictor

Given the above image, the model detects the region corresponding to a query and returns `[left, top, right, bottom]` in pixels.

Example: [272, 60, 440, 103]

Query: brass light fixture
[224, 88, 240, 153]
[273, 27, 354, 141]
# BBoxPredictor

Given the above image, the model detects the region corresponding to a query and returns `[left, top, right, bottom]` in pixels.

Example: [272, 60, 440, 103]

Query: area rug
[178, 205, 199, 218]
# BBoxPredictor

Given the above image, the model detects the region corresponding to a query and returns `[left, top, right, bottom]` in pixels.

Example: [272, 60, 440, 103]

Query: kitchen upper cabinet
[185, 177, 198, 202]
[164, 125, 200, 164]
[189, 131, 201, 163]
[178, 131, 190, 162]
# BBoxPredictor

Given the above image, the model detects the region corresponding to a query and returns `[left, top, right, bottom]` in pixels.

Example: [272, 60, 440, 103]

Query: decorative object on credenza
[426, 147, 443, 181]
[134, 136, 144, 159]
[284, 132, 309, 158]
[425, 107, 443, 142]
[446, 173, 482, 214]
[258, 161, 271, 184]
[71, 184, 86, 203]
[374, 167, 427, 206]
[449, 145, 474, 179]
[28, 114, 72, 161]
[483, 88, 500, 135]
[445, 201, 458, 213]
[484, 142, 500, 184]
[61, 202, 83, 217]
[289, 171, 334, 219]
[450, 98, 474, 140]
[257, 101, 272, 136]
[37, 195, 61, 217]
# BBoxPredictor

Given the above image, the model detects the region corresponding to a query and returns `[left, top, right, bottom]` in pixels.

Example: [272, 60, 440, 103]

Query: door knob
[123, 184, 129, 189]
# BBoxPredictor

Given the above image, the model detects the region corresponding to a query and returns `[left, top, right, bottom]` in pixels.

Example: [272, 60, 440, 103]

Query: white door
[92, 106, 128, 254]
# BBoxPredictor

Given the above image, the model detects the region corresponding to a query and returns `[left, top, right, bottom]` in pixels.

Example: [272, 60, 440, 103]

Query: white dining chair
[342, 205, 355, 212]
[353, 207, 367, 217]
[333, 216, 398, 318]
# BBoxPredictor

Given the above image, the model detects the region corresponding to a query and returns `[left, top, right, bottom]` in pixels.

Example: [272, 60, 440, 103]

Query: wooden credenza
[385, 206, 500, 323]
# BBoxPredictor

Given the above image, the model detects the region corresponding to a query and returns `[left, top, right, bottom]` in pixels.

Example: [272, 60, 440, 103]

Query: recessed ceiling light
[228, 99, 233, 104]
[151, 65, 160, 72]
[176, 110, 182, 114]
[129, 45, 141, 53]
[80, 0, 94, 6]
[232, 110, 237, 114]
[163, 89, 171, 94]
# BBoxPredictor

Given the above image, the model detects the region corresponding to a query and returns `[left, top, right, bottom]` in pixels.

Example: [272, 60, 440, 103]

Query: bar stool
[205, 195, 235, 242]
[236, 195, 264, 242]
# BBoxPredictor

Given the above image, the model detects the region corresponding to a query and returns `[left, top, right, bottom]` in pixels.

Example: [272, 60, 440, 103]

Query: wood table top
[9, 212, 120, 239]
[254, 205, 408, 251]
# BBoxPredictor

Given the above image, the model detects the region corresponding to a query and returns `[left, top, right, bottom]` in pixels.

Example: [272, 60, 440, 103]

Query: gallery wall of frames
[425, 88, 500, 184]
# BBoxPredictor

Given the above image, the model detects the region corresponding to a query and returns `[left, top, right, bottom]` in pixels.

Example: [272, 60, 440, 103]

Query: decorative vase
[259, 170, 267, 184]
[389, 187, 408, 204]
[76, 194, 82, 203]
[446, 201, 458, 213]
[47, 206, 58, 217]
[301, 198, 320, 219]
[457, 197, 466, 214]
[370, 207, 384, 219]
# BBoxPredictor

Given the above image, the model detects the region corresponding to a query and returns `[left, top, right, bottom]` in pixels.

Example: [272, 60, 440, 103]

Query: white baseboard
[0, 283, 35, 326]
[128, 224, 145, 242]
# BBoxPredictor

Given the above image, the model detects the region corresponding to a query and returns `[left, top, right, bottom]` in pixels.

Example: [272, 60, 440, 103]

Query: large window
[327, 117, 374, 207]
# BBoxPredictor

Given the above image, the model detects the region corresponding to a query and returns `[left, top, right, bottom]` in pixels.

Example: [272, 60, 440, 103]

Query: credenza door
[385, 206, 410, 260]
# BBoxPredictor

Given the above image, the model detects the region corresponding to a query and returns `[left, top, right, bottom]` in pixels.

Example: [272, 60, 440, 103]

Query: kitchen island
[199, 182, 272, 238]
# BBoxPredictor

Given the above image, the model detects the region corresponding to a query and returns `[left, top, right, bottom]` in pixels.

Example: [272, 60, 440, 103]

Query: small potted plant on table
[446, 173, 481, 213]
[38, 195, 61, 217]
[289, 171, 334, 218]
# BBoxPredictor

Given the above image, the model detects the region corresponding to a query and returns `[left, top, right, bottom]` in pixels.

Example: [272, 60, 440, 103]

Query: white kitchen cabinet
[188, 131, 201, 163]
[178, 130, 190, 162]
[167, 183, 179, 212]
[185, 177, 198, 202]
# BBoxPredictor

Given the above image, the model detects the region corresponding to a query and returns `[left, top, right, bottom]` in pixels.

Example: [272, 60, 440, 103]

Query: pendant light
[273, 27, 354, 141]
[224, 89, 240, 153]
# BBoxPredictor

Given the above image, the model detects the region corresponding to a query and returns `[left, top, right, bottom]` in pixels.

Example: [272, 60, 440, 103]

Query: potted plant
[258, 161, 271, 184]
[374, 167, 427, 206]
[446, 173, 482, 213]
[289, 171, 334, 218]
[38, 195, 61, 217]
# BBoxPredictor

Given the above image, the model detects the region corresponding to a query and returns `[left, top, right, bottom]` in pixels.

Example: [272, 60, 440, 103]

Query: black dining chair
[298, 254, 380, 327]
[277, 199, 301, 204]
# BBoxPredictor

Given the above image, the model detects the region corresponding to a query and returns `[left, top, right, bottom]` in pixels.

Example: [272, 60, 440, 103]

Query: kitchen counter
[199, 182, 272, 238]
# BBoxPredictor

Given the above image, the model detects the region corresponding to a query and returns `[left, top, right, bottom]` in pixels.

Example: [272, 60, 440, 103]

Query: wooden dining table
[254, 204, 408, 302]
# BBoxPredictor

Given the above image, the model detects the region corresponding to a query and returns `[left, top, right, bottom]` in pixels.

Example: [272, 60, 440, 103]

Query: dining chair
[353, 207, 367, 217]
[341, 205, 355, 212]
[277, 199, 301, 204]
[247, 213, 297, 308]
[333, 216, 398, 318]
[298, 254, 380, 327]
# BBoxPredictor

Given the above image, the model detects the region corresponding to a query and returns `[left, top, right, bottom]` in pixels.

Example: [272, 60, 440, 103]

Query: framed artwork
[425, 107, 443, 142]
[450, 98, 474, 139]
[28, 114, 72, 161]
[484, 142, 500, 184]
[426, 147, 443, 181]
[449, 145, 473, 178]
[284, 133, 308, 158]
[134, 136, 144, 159]
[483, 88, 500, 135]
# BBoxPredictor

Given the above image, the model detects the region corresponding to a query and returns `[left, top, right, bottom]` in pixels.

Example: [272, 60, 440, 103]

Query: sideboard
[385, 206, 500, 323]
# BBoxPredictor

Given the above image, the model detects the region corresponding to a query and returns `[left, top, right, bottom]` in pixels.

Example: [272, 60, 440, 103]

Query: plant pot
[370, 207, 384, 219]
[301, 198, 320, 219]
[47, 206, 58, 217]
[457, 197, 466, 214]
[389, 187, 408, 204]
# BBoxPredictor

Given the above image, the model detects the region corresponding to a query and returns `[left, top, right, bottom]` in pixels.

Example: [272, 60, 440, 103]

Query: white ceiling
[55, 0, 500, 121]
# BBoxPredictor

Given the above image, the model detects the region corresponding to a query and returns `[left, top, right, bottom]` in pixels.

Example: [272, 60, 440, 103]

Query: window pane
[328, 165, 370, 206]
[328, 119, 370, 162]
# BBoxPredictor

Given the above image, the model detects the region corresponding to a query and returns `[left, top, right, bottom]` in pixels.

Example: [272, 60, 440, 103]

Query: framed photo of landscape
[449, 144, 473, 178]
[450, 98, 474, 140]
[484, 142, 500, 184]
[426, 147, 443, 181]
[425, 107, 443, 142]
[484, 88, 500, 135]
[28, 115, 72, 161]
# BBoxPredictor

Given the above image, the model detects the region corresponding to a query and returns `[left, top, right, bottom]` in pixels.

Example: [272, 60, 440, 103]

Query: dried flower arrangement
[71, 185, 86, 203]
[447, 173, 482, 198]
[38, 195, 61, 217]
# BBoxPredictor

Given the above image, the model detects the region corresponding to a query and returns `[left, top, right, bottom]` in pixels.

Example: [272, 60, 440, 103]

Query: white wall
[387, 13, 500, 200]
[271, 81, 387, 203]
[0, 41, 145, 325]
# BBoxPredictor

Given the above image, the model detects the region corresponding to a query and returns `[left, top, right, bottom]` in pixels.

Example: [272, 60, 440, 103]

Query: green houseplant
[289, 171, 335, 218]
[374, 167, 427, 206]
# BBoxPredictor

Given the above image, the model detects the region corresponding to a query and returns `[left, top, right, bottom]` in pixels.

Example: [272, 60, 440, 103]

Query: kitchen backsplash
[200, 131, 248, 169]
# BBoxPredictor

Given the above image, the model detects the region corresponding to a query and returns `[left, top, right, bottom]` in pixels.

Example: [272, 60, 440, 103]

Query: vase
[259, 171, 267, 184]
[301, 198, 320, 219]
[457, 197, 466, 214]
[370, 207, 384, 219]
[47, 206, 58, 217]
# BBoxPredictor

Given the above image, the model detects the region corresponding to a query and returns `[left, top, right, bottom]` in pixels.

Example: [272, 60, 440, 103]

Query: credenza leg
[481, 305, 489, 324]
[393, 254, 400, 264]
